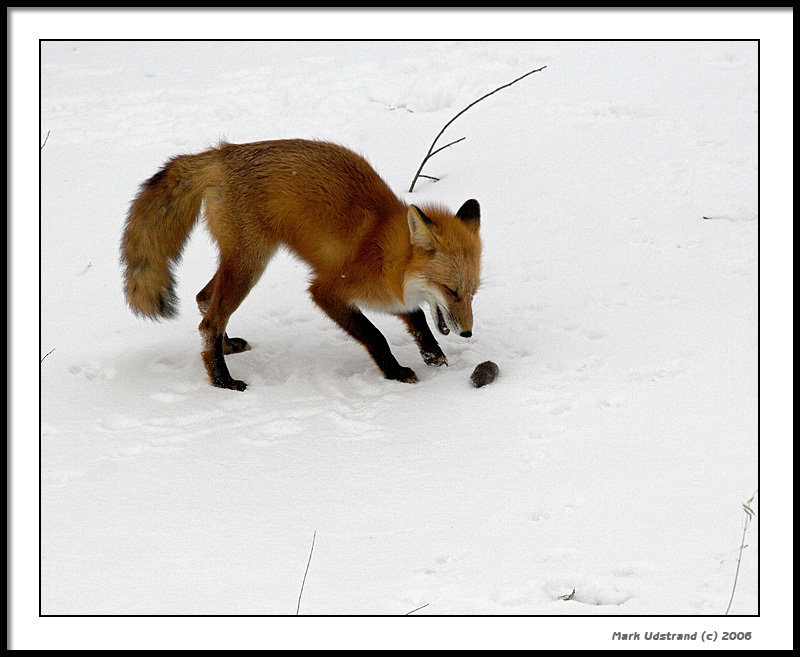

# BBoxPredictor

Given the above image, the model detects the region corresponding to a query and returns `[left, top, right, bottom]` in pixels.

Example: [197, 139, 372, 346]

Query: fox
[121, 139, 482, 391]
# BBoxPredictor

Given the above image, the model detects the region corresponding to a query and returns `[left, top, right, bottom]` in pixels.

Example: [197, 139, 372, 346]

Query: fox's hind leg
[198, 246, 275, 390]
[197, 273, 250, 355]
[399, 309, 448, 367]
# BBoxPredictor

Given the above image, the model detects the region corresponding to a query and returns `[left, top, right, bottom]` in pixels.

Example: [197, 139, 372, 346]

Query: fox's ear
[456, 199, 480, 230]
[407, 205, 437, 251]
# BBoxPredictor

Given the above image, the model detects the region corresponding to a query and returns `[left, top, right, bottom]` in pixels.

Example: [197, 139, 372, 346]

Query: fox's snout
[431, 299, 474, 339]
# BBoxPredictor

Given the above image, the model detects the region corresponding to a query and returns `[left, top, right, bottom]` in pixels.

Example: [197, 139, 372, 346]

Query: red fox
[121, 139, 481, 390]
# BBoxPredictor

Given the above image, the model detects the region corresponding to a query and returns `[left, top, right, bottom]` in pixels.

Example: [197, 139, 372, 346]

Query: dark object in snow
[470, 361, 500, 388]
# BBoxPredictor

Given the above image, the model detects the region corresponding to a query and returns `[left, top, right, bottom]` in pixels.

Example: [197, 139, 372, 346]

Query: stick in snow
[408, 66, 547, 193]
[296, 530, 316, 615]
[725, 491, 757, 615]
[405, 603, 430, 615]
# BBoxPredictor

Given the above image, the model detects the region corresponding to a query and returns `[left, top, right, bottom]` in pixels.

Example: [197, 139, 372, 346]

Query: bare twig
[428, 136, 466, 159]
[405, 603, 429, 615]
[408, 66, 546, 192]
[725, 490, 757, 615]
[558, 588, 576, 601]
[296, 530, 316, 615]
[40, 130, 51, 151]
[40, 348, 55, 363]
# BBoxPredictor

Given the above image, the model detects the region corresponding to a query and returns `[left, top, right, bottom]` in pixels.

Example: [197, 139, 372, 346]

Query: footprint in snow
[627, 362, 684, 383]
[597, 395, 625, 410]
[545, 575, 634, 607]
[68, 361, 116, 380]
[550, 400, 572, 416]
[418, 552, 466, 576]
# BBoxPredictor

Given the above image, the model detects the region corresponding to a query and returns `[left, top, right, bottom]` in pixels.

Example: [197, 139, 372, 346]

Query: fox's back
[213, 140, 405, 257]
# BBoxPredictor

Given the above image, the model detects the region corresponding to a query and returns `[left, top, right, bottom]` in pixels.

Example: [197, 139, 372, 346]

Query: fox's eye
[443, 286, 459, 299]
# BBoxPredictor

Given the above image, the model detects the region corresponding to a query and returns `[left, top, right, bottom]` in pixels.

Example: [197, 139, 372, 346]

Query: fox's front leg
[309, 283, 418, 383]
[399, 309, 448, 367]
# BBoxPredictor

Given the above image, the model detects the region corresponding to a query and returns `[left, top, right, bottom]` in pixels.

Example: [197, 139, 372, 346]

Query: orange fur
[121, 139, 482, 389]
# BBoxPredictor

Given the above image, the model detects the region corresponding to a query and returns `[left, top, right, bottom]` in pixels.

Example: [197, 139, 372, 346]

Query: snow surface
[37, 38, 762, 622]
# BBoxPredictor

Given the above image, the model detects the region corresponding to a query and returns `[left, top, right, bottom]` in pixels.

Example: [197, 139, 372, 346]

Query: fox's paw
[212, 375, 248, 391]
[223, 336, 251, 355]
[421, 349, 448, 367]
[387, 366, 419, 384]
[228, 379, 248, 392]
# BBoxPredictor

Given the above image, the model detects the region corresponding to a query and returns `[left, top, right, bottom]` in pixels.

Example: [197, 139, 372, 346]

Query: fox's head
[405, 200, 482, 338]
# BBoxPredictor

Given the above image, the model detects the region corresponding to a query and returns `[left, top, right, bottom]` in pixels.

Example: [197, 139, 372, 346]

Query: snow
[12, 8, 793, 651]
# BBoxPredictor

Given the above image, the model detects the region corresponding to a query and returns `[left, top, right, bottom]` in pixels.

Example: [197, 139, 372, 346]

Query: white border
[11, 8, 793, 650]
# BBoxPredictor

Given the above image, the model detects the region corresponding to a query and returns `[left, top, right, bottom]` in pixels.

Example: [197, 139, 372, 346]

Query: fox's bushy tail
[121, 151, 218, 319]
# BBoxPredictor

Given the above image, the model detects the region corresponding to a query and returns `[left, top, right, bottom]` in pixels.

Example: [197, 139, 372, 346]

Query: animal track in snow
[549, 400, 573, 416]
[418, 552, 466, 576]
[627, 361, 684, 383]
[545, 575, 635, 607]
[597, 395, 625, 410]
[68, 361, 116, 380]
[527, 425, 566, 444]
[529, 500, 580, 523]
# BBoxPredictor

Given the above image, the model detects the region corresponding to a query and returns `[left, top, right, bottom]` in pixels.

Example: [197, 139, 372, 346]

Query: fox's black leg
[221, 336, 250, 355]
[198, 252, 273, 391]
[197, 274, 251, 355]
[309, 283, 418, 383]
[400, 309, 448, 367]
[201, 333, 247, 391]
